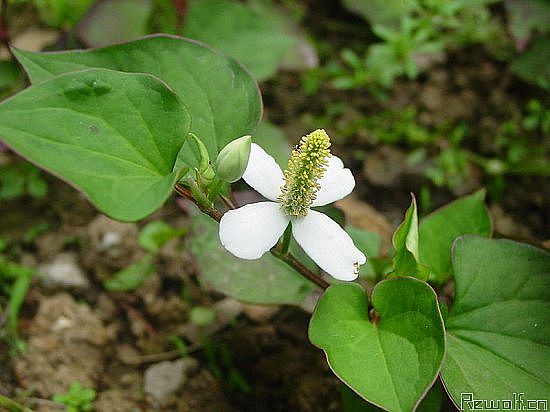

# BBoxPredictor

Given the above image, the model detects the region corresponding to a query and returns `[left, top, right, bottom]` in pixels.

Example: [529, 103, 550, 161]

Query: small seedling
[52, 382, 96, 412]
[0, 257, 34, 351]
[169, 335, 188, 357]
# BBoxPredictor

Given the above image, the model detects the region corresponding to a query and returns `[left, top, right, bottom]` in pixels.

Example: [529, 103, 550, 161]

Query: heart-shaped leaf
[0, 68, 190, 221]
[190, 213, 314, 305]
[441, 236, 550, 409]
[247, 0, 318, 71]
[12, 35, 262, 167]
[183, 0, 293, 80]
[309, 278, 445, 412]
[419, 190, 492, 282]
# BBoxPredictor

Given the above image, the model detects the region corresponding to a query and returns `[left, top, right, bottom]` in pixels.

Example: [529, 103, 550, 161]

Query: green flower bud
[215, 135, 252, 183]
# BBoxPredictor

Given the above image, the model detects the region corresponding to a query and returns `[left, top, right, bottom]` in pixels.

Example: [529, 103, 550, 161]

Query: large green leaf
[441, 236, 550, 410]
[0, 69, 190, 221]
[189, 213, 314, 305]
[12, 35, 262, 167]
[182, 0, 293, 80]
[309, 278, 445, 412]
[419, 190, 491, 282]
[247, 0, 318, 71]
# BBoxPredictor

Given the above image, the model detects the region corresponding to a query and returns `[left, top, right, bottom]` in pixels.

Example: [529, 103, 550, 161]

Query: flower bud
[215, 135, 252, 183]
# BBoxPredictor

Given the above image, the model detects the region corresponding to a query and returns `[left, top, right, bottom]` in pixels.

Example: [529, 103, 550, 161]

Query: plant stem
[175, 183, 223, 221]
[172, 0, 187, 32]
[174, 185, 329, 290]
[280, 224, 292, 255]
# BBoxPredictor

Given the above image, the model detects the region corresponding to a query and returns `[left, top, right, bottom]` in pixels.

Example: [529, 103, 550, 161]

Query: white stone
[144, 358, 198, 405]
[38, 252, 90, 290]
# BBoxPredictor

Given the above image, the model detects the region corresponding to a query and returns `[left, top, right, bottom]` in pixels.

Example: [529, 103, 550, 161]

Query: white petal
[312, 155, 355, 206]
[292, 210, 366, 281]
[219, 202, 289, 259]
[242, 143, 284, 201]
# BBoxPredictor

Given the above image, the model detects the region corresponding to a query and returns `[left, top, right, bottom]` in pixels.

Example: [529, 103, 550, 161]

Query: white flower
[219, 133, 366, 281]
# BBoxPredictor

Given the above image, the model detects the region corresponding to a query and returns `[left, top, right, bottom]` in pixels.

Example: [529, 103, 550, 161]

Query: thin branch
[174, 185, 329, 290]
[121, 342, 201, 365]
[175, 184, 222, 221]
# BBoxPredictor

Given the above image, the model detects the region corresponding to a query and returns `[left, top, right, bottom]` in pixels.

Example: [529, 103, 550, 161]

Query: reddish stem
[172, 0, 187, 32]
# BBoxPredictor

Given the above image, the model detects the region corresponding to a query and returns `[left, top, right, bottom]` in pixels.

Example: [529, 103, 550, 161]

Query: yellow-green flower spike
[278, 129, 331, 216]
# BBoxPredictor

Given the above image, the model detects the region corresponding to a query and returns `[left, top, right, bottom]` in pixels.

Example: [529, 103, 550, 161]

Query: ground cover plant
[0, 0, 548, 411]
